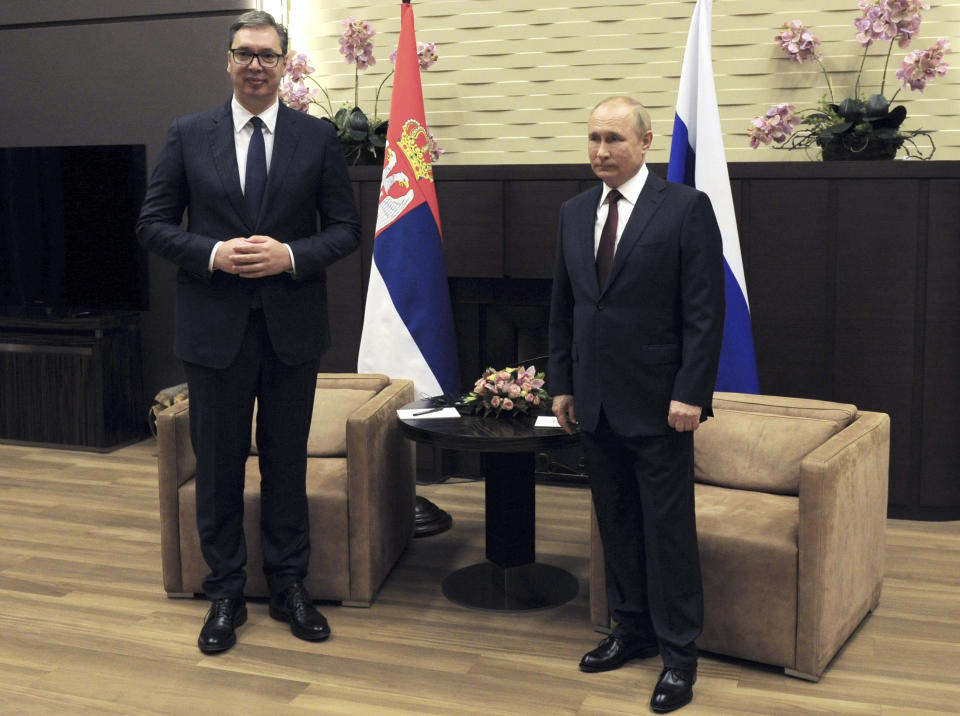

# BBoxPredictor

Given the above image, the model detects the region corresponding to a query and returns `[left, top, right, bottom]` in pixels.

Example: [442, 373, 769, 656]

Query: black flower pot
[819, 134, 904, 161]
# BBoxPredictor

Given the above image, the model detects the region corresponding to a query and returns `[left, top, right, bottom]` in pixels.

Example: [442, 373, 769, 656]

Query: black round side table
[398, 400, 581, 611]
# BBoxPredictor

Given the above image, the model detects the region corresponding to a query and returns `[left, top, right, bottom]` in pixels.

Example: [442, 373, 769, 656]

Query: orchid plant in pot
[280, 17, 443, 165]
[748, 1, 950, 160]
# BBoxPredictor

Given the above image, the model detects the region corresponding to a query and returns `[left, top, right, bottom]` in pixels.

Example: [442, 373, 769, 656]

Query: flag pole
[358, 0, 458, 536]
[668, 0, 759, 393]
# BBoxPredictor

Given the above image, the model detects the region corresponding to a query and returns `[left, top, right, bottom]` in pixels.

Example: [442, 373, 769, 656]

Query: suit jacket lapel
[602, 171, 666, 294]
[209, 102, 251, 231]
[259, 103, 301, 231]
[577, 186, 603, 297]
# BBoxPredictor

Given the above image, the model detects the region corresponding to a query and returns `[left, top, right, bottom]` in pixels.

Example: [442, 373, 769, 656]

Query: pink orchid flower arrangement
[748, 1, 950, 160]
[464, 366, 551, 418]
[279, 17, 442, 165]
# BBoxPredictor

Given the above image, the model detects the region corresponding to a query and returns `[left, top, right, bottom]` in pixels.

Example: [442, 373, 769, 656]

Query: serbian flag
[668, 0, 759, 393]
[357, 1, 460, 396]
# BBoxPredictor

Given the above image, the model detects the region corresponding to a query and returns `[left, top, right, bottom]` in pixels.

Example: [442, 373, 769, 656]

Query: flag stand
[357, 0, 456, 537]
[414, 493, 453, 537]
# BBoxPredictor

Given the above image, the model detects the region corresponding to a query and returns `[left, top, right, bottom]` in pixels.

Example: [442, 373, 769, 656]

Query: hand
[214, 235, 291, 278]
[667, 400, 702, 432]
[552, 394, 578, 435]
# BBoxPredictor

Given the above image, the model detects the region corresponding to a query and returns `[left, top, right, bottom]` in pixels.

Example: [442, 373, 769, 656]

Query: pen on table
[413, 407, 443, 416]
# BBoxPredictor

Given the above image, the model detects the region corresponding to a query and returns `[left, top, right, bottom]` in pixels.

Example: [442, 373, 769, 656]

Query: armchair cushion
[305, 389, 378, 456]
[694, 410, 844, 495]
[712, 392, 858, 425]
[694, 393, 859, 496]
[177, 457, 351, 597]
[696, 483, 799, 666]
[251, 373, 391, 457]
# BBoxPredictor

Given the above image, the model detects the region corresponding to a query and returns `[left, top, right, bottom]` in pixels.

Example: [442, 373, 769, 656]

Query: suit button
[597, 302, 605, 311]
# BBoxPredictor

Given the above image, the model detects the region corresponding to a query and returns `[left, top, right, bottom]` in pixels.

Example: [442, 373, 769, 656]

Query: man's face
[228, 26, 284, 113]
[587, 102, 653, 188]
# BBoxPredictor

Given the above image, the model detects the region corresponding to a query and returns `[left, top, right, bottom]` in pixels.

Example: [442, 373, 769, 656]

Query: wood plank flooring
[0, 439, 958, 714]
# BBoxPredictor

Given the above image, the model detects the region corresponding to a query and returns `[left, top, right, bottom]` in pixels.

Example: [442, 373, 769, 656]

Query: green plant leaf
[871, 104, 907, 130]
[345, 107, 369, 132]
[834, 98, 864, 122]
[820, 121, 854, 137]
[864, 94, 891, 118]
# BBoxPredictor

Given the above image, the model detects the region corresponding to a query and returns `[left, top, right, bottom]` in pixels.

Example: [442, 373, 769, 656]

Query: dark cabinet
[0, 313, 147, 451]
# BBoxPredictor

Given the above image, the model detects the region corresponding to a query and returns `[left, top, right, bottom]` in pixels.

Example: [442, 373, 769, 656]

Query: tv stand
[0, 312, 147, 451]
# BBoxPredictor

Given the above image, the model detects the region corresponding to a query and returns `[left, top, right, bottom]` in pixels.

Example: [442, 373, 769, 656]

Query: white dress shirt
[231, 96, 278, 191]
[594, 163, 650, 259]
[209, 97, 295, 273]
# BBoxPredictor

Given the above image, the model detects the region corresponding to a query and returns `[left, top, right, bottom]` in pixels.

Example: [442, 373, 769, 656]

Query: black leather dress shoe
[198, 597, 247, 654]
[650, 667, 697, 713]
[269, 581, 330, 642]
[579, 634, 660, 673]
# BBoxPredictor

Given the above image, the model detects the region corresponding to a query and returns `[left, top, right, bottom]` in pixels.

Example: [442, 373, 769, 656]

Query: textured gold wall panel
[288, 0, 960, 164]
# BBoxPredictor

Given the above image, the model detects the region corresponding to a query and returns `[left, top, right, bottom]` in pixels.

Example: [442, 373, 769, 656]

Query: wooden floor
[0, 439, 958, 715]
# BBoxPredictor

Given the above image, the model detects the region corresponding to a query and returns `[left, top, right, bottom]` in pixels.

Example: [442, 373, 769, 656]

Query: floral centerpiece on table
[748, 1, 950, 160]
[463, 366, 551, 418]
[280, 17, 443, 165]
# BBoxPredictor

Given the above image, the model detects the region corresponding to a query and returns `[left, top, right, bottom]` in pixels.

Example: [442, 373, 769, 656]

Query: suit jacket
[548, 170, 725, 436]
[137, 100, 361, 369]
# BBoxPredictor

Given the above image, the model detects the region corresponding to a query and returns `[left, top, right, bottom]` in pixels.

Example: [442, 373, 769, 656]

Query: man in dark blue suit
[549, 96, 724, 713]
[137, 10, 360, 653]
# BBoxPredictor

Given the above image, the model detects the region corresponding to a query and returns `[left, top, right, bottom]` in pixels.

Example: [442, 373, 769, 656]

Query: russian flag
[668, 0, 759, 394]
[357, 1, 460, 396]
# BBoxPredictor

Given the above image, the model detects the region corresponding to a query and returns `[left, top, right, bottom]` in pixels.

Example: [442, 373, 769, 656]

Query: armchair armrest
[794, 410, 890, 679]
[344, 378, 416, 604]
[156, 400, 196, 594]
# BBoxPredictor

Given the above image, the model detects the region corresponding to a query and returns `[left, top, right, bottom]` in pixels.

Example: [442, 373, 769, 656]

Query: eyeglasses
[229, 49, 283, 68]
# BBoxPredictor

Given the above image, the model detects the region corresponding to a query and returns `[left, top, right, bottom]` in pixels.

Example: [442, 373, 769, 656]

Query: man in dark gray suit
[549, 96, 724, 713]
[137, 10, 360, 653]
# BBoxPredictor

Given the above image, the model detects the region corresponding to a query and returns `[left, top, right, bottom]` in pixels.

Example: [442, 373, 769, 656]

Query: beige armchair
[156, 373, 415, 606]
[589, 392, 890, 681]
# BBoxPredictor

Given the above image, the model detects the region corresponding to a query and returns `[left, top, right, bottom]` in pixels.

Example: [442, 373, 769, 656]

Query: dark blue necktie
[245, 116, 266, 224]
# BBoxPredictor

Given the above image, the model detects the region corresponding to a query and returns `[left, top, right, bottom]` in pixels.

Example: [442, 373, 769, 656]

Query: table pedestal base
[442, 562, 578, 612]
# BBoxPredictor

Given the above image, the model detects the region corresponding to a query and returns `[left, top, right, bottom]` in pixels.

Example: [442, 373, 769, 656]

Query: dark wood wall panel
[438, 181, 504, 277]
[740, 179, 835, 399]
[504, 181, 580, 279]
[342, 162, 960, 519]
[316, 251, 364, 375]
[921, 180, 960, 512]
[834, 179, 920, 510]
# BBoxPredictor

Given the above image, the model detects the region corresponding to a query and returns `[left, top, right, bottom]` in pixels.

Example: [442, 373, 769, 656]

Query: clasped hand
[214, 235, 291, 278]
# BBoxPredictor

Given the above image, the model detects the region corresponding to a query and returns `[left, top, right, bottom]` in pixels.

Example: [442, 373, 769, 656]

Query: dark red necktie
[596, 189, 621, 286]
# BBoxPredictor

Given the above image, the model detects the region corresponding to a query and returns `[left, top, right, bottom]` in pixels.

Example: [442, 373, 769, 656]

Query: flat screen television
[0, 144, 148, 316]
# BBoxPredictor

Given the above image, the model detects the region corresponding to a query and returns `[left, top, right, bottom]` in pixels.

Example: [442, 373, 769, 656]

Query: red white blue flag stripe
[668, 0, 759, 393]
[357, 1, 459, 395]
